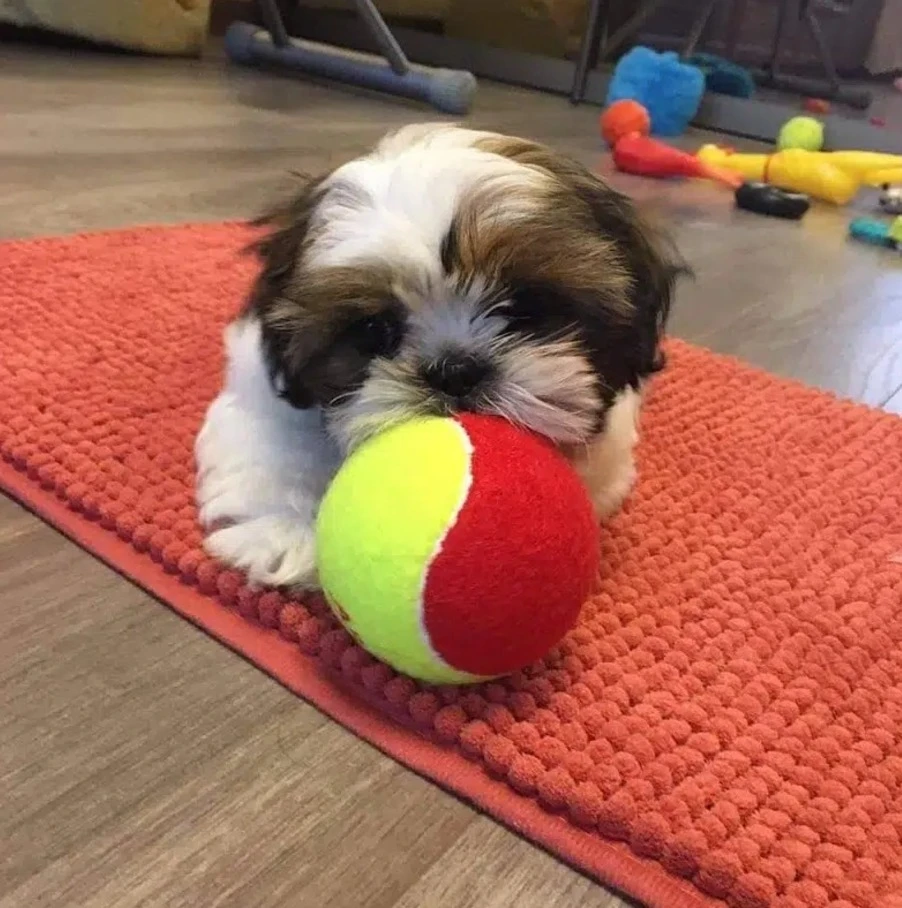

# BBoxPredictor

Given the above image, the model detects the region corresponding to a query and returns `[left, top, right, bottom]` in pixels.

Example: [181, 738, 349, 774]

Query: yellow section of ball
[316, 416, 484, 684]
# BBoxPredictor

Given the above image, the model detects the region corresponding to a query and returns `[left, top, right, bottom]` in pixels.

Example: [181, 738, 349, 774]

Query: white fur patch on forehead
[304, 124, 552, 273]
[374, 122, 497, 155]
[405, 279, 501, 353]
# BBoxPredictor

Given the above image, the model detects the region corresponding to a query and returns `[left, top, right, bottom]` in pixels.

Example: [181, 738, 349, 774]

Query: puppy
[195, 124, 685, 589]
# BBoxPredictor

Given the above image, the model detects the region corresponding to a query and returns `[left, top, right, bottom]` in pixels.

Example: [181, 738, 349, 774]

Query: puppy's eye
[507, 288, 550, 328]
[348, 311, 404, 358]
[505, 282, 582, 338]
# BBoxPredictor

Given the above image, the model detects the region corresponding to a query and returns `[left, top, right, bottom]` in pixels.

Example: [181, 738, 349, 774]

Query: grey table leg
[682, 0, 721, 58]
[570, 0, 608, 104]
[354, 0, 411, 76]
[259, 0, 291, 47]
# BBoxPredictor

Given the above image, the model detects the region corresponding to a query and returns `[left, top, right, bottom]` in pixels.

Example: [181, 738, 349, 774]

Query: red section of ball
[422, 414, 600, 677]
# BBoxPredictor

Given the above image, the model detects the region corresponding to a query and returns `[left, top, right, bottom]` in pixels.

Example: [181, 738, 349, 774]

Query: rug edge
[0, 457, 723, 908]
[0, 219, 248, 247]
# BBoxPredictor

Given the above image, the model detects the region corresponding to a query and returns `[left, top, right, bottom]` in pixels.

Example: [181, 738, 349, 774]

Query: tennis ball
[777, 116, 824, 151]
[316, 413, 600, 684]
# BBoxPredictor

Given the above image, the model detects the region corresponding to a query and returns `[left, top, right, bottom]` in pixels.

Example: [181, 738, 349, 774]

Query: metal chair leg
[599, 0, 665, 60]
[803, 1, 840, 94]
[764, 0, 797, 80]
[354, 0, 411, 76]
[723, 0, 748, 59]
[682, 0, 720, 58]
[257, 0, 291, 46]
[570, 0, 608, 104]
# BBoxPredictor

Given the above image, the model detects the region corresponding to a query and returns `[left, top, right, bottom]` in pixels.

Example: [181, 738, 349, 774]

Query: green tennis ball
[316, 413, 599, 684]
[777, 116, 824, 151]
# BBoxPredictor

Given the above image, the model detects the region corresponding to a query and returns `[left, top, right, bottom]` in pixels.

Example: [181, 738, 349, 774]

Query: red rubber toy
[600, 100, 743, 189]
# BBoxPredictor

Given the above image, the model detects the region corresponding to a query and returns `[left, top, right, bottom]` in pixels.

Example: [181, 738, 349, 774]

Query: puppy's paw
[203, 515, 319, 590]
[591, 459, 637, 519]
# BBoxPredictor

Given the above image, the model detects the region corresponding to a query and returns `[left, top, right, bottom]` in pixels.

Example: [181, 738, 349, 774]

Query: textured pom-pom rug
[3, 223, 902, 908]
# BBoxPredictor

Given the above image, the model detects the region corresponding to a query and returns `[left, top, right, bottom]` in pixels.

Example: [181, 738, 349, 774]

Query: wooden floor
[1, 42, 901, 908]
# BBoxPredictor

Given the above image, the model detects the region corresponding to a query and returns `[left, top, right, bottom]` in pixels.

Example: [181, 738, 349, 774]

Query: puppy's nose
[422, 355, 490, 398]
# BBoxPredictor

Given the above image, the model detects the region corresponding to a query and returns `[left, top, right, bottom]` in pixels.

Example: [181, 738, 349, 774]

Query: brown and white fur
[195, 124, 686, 589]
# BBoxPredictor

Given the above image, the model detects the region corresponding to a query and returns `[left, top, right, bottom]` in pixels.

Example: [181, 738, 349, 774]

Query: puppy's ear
[240, 174, 331, 407]
[567, 169, 687, 327]
[242, 176, 404, 410]
[559, 167, 690, 378]
[245, 173, 328, 302]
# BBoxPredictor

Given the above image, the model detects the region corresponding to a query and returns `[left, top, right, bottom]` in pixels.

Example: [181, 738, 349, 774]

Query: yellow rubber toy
[767, 149, 860, 205]
[864, 168, 902, 188]
[697, 145, 767, 181]
[697, 145, 859, 205]
[826, 152, 902, 180]
[698, 145, 902, 205]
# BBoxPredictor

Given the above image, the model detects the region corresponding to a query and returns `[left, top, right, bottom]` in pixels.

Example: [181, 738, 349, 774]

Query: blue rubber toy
[848, 217, 901, 251]
[606, 47, 704, 137]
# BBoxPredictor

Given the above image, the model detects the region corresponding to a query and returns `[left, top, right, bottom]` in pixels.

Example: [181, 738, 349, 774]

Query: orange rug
[3, 224, 902, 908]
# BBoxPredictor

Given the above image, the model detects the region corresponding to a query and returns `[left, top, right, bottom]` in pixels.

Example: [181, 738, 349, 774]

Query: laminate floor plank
[3, 39, 900, 908]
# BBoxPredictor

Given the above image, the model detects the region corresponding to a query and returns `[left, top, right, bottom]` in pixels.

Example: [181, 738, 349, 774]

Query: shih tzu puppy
[195, 123, 685, 589]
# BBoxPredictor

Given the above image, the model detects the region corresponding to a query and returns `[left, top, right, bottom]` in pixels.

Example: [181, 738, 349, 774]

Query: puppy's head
[246, 125, 685, 452]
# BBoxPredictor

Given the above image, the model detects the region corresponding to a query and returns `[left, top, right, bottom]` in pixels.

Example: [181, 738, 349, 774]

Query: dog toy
[848, 216, 902, 252]
[600, 98, 650, 147]
[777, 116, 825, 151]
[606, 46, 704, 136]
[824, 152, 902, 181]
[697, 145, 859, 204]
[735, 182, 810, 220]
[601, 102, 809, 218]
[878, 184, 902, 215]
[804, 97, 831, 114]
[871, 169, 902, 185]
[685, 52, 754, 98]
[699, 145, 902, 204]
[601, 101, 742, 188]
[316, 414, 599, 683]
